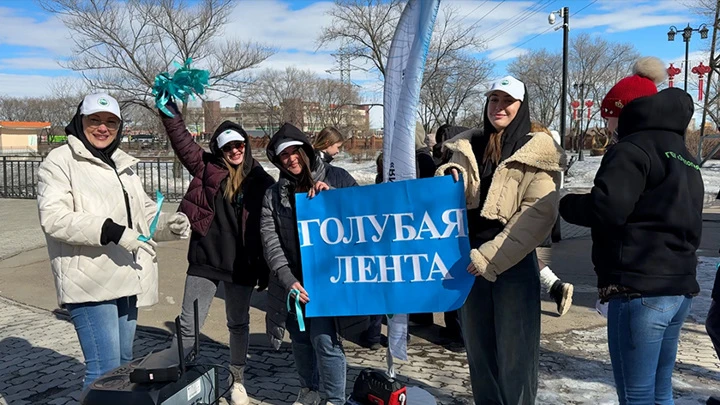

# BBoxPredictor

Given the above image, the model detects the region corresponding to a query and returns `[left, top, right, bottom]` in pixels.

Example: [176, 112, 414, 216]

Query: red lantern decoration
[667, 63, 682, 88]
[571, 100, 580, 121]
[585, 100, 594, 120]
[691, 62, 712, 101]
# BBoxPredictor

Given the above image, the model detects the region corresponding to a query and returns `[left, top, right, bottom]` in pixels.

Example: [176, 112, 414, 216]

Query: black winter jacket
[560, 88, 703, 297]
[260, 123, 364, 349]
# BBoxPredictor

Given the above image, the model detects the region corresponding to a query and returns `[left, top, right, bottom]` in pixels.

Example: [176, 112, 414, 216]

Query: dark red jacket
[161, 103, 275, 286]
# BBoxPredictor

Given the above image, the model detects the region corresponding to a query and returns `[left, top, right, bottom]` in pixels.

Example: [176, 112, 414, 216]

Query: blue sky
[0, 0, 710, 127]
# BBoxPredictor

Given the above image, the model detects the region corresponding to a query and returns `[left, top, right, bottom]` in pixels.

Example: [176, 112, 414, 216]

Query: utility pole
[549, 7, 570, 152]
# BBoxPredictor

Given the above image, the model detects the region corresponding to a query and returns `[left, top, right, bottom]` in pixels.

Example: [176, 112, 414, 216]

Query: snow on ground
[538, 257, 719, 405]
[561, 154, 720, 200]
[261, 152, 720, 193]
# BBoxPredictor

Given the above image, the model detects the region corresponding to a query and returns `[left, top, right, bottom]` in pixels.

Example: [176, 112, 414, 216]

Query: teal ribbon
[287, 289, 306, 332]
[152, 58, 210, 117]
[138, 190, 165, 242]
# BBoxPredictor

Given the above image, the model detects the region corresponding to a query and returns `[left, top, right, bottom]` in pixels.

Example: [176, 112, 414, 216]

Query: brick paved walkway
[1, 295, 718, 405]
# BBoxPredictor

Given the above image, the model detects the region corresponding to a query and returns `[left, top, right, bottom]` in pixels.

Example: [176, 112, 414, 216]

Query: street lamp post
[668, 24, 709, 92]
[549, 7, 569, 151]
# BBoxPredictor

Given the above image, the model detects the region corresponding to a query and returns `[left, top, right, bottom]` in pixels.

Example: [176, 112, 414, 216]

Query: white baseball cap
[217, 129, 246, 149]
[485, 76, 525, 101]
[81, 93, 122, 119]
[275, 140, 303, 156]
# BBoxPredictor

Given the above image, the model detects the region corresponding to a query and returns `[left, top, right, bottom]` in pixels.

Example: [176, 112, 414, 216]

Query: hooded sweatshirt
[161, 104, 275, 285]
[560, 88, 703, 297]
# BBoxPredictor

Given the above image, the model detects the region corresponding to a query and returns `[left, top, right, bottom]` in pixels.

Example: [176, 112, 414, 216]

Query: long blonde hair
[223, 159, 246, 200]
[313, 127, 345, 151]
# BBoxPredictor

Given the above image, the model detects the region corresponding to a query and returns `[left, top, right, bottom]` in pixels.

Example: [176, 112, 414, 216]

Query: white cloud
[0, 57, 65, 71]
[225, 0, 334, 52]
[0, 6, 72, 56]
[0, 74, 81, 98]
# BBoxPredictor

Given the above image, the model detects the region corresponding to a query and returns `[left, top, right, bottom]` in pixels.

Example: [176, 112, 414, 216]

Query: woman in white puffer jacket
[37, 93, 190, 389]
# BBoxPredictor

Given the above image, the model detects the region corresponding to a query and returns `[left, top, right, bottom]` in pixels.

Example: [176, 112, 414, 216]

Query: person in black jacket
[709, 265, 720, 404]
[313, 126, 345, 164]
[160, 104, 275, 405]
[260, 123, 361, 405]
[559, 57, 703, 405]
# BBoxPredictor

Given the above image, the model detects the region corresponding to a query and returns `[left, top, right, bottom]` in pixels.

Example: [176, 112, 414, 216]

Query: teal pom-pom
[152, 58, 210, 117]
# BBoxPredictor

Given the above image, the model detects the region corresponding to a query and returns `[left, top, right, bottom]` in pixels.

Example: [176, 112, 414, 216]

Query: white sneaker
[229, 382, 250, 405]
[293, 388, 321, 405]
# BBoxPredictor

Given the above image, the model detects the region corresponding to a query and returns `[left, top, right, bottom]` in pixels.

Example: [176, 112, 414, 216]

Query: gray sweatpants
[173, 274, 253, 381]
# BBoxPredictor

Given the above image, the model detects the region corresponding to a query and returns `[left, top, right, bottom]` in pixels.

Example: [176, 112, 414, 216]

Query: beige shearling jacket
[436, 130, 565, 279]
[37, 136, 177, 307]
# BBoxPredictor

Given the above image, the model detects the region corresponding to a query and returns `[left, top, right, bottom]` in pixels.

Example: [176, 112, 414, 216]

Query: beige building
[0, 121, 50, 154]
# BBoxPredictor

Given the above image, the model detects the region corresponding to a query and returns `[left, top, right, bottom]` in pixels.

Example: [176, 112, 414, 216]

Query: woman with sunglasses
[159, 103, 275, 405]
[37, 93, 191, 389]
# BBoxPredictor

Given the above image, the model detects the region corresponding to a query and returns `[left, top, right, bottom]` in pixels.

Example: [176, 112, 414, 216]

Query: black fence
[0, 155, 192, 202]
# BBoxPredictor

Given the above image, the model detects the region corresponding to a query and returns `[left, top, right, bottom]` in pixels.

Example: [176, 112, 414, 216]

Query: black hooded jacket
[161, 103, 275, 286]
[559, 88, 703, 297]
[263, 122, 357, 287]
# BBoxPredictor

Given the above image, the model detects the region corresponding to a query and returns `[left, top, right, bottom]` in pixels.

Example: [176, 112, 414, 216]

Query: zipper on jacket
[114, 170, 133, 229]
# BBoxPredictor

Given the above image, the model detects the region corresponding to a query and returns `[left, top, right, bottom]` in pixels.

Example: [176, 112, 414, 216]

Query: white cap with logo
[485, 76, 525, 101]
[275, 140, 304, 156]
[217, 129, 246, 149]
[81, 93, 122, 119]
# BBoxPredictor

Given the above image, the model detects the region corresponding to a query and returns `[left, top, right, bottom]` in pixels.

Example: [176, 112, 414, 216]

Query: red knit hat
[601, 57, 666, 119]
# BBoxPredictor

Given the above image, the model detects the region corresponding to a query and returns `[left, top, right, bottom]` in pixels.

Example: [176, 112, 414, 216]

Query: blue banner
[295, 176, 473, 318]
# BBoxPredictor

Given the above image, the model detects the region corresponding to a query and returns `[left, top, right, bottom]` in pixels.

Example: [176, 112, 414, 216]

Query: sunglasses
[222, 141, 245, 153]
[86, 117, 121, 130]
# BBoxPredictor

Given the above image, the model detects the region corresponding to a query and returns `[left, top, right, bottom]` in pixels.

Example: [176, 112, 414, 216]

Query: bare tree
[246, 67, 315, 130]
[245, 67, 366, 136]
[307, 79, 362, 134]
[569, 33, 639, 151]
[39, 0, 274, 114]
[318, 1, 486, 81]
[317, 0, 402, 77]
[508, 49, 563, 128]
[420, 52, 492, 131]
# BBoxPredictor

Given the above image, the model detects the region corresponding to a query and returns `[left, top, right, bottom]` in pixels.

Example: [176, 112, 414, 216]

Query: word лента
[298, 209, 467, 284]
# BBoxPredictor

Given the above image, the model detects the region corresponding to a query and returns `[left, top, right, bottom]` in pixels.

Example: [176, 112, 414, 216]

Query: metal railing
[1, 155, 192, 202]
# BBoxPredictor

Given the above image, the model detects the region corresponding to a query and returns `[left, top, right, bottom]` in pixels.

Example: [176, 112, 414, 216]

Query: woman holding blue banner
[260, 122, 362, 405]
[159, 102, 275, 405]
[37, 93, 190, 389]
[437, 76, 564, 405]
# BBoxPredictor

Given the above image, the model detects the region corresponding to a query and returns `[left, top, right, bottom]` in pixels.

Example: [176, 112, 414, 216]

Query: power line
[484, 0, 557, 44]
[488, 0, 598, 63]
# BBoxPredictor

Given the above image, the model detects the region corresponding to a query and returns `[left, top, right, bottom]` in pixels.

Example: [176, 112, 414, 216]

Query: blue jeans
[66, 296, 138, 389]
[286, 314, 346, 404]
[362, 315, 383, 344]
[607, 295, 692, 405]
[459, 252, 540, 405]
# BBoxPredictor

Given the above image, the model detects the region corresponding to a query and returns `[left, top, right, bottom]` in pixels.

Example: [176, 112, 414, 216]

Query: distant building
[0, 121, 50, 154]
[186, 99, 371, 138]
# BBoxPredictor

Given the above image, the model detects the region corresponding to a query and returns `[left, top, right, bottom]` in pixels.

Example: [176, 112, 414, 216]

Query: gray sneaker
[293, 388, 321, 405]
